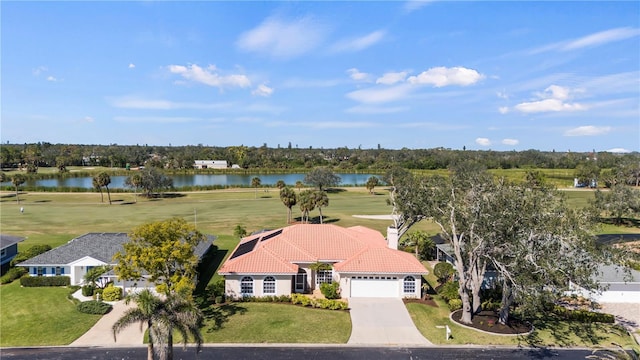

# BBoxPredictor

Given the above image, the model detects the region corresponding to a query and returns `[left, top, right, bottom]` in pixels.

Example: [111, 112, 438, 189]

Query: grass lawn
[197, 302, 351, 343]
[0, 282, 102, 346]
[408, 263, 638, 349]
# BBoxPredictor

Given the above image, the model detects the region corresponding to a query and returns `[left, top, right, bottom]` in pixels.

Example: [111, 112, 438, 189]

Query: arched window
[263, 276, 276, 294]
[240, 276, 253, 296]
[403, 276, 416, 294]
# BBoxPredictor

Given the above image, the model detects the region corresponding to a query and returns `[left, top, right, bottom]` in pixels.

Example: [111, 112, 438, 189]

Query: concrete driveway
[347, 298, 431, 345]
[71, 301, 145, 347]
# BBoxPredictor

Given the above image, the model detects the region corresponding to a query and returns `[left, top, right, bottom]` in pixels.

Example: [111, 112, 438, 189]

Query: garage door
[350, 276, 399, 298]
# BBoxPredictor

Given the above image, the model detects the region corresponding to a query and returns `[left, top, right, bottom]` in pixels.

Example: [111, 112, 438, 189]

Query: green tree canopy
[303, 167, 341, 191]
[114, 218, 206, 296]
[298, 189, 316, 223]
[365, 176, 380, 194]
[96, 172, 112, 204]
[251, 176, 261, 199]
[11, 173, 26, 204]
[279, 186, 297, 224]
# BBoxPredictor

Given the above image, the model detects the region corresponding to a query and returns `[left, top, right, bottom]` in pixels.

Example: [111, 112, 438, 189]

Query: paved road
[0, 346, 605, 360]
[348, 298, 431, 345]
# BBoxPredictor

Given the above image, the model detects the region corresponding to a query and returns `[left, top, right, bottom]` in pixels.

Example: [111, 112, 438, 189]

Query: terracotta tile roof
[219, 224, 426, 275]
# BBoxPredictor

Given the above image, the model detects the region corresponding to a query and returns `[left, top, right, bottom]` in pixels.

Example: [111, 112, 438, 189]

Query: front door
[295, 269, 307, 293]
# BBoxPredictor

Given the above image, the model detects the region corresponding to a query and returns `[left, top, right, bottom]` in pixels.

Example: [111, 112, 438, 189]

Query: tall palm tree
[251, 177, 261, 199]
[125, 173, 144, 203]
[279, 187, 297, 223]
[92, 175, 104, 203]
[295, 180, 303, 193]
[97, 172, 112, 205]
[313, 190, 329, 224]
[113, 290, 203, 360]
[11, 174, 26, 204]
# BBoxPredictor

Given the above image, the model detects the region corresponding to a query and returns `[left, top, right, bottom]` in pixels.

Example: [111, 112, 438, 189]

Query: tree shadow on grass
[201, 303, 248, 332]
[194, 246, 227, 295]
[521, 316, 621, 348]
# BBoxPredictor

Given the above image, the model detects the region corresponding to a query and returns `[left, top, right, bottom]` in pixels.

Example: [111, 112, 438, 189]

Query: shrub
[448, 299, 462, 311]
[481, 299, 501, 312]
[0, 267, 27, 284]
[438, 281, 460, 302]
[320, 282, 340, 299]
[552, 305, 615, 323]
[215, 295, 224, 304]
[20, 275, 70, 287]
[82, 285, 94, 297]
[101, 285, 122, 301]
[77, 300, 112, 315]
[433, 262, 455, 284]
[10, 245, 52, 266]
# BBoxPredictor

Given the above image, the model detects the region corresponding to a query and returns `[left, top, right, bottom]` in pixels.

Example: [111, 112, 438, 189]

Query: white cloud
[346, 84, 413, 104]
[46, 76, 58, 82]
[496, 91, 509, 99]
[236, 16, 327, 59]
[331, 30, 386, 53]
[514, 85, 587, 113]
[345, 105, 408, 114]
[110, 97, 232, 110]
[407, 66, 484, 87]
[564, 125, 612, 136]
[498, 107, 509, 114]
[376, 71, 408, 85]
[168, 64, 250, 88]
[252, 84, 274, 97]
[563, 27, 640, 51]
[32, 66, 47, 76]
[83, 116, 94, 123]
[529, 27, 640, 54]
[501, 138, 519, 146]
[475, 138, 491, 146]
[606, 148, 631, 153]
[403, 0, 434, 13]
[347, 68, 371, 81]
[114, 116, 202, 123]
[128, 63, 135, 69]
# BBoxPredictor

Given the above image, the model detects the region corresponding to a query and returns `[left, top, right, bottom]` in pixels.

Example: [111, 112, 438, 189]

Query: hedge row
[552, 305, 615, 323]
[236, 295, 291, 303]
[20, 275, 70, 287]
[291, 293, 348, 310]
[0, 267, 27, 284]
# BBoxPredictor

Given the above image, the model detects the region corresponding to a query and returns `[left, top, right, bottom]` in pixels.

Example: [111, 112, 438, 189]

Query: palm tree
[11, 174, 26, 204]
[295, 180, 303, 193]
[251, 177, 261, 199]
[97, 172, 112, 205]
[298, 190, 315, 223]
[92, 175, 104, 203]
[125, 173, 144, 203]
[276, 180, 286, 189]
[313, 190, 329, 224]
[279, 187, 297, 223]
[113, 290, 203, 360]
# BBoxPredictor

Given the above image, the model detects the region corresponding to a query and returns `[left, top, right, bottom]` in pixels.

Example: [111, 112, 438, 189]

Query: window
[404, 276, 416, 294]
[37, 267, 45, 276]
[0, 248, 6, 257]
[263, 276, 276, 294]
[240, 276, 253, 296]
[55, 267, 64, 275]
[316, 269, 333, 285]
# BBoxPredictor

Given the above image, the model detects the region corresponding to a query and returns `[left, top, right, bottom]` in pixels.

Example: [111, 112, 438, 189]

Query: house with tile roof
[218, 224, 427, 299]
[1, 234, 25, 273]
[18, 233, 214, 294]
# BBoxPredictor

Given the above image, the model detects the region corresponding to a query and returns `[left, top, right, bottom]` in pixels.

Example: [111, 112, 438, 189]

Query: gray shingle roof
[19, 233, 216, 266]
[1, 234, 26, 250]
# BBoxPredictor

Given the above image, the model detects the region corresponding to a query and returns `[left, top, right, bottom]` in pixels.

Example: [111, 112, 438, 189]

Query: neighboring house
[435, 240, 499, 288]
[194, 160, 227, 169]
[570, 265, 640, 303]
[1, 234, 25, 273]
[18, 233, 214, 294]
[219, 224, 427, 299]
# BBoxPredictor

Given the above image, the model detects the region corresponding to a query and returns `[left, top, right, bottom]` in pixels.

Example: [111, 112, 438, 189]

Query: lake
[3, 173, 383, 189]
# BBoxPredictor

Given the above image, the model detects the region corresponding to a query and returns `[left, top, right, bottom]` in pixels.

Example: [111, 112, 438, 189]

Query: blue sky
[2, 1, 639, 152]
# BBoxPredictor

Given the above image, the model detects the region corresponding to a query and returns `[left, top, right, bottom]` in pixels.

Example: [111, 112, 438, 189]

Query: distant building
[194, 160, 227, 169]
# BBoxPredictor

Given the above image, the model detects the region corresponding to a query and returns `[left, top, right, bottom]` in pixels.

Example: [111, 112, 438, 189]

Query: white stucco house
[18, 233, 214, 294]
[218, 224, 428, 299]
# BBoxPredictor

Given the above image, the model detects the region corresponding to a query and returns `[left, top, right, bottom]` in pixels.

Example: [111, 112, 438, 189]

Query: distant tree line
[1, 142, 638, 174]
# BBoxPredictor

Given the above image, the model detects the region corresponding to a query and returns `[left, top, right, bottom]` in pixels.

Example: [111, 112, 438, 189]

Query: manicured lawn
[0, 282, 102, 346]
[198, 302, 351, 343]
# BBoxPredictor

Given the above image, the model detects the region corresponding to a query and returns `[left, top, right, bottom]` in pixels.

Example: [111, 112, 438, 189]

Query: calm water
[3, 173, 382, 189]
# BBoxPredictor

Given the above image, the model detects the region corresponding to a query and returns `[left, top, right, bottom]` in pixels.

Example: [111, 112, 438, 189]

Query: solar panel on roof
[260, 229, 282, 242]
[229, 238, 259, 259]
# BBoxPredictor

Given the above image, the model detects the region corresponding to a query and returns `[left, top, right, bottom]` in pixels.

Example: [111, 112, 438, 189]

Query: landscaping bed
[451, 309, 532, 335]
[403, 297, 438, 308]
